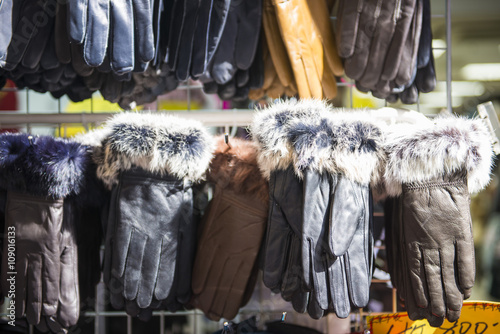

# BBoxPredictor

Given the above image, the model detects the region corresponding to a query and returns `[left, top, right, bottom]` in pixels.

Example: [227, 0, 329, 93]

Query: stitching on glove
[403, 180, 465, 191]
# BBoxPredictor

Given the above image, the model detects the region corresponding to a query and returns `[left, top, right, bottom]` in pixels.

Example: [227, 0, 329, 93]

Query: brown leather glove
[191, 136, 268, 321]
[273, 0, 342, 99]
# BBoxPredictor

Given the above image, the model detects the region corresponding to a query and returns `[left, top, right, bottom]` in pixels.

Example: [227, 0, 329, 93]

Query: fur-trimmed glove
[190, 136, 268, 321]
[0, 134, 89, 330]
[383, 118, 494, 326]
[97, 113, 213, 319]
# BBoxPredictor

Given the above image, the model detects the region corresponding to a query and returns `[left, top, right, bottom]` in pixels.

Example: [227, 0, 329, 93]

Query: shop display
[0, 99, 495, 333]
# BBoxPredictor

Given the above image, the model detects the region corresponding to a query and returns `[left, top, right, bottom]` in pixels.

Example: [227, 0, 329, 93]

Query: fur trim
[96, 112, 214, 188]
[250, 99, 331, 180]
[208, 136, 268, 203]
[72, 127, 112, 147]
[251, 99, 383, 184]
[383, 116, 494, 196]
[0, 133, 89, 198]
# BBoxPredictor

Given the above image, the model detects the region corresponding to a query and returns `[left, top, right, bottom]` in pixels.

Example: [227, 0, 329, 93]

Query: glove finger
[57, 245, 79, 328]
[234, 0, 262, 71]
[189, 0, 213, 77]
[265, 73, 286, 99]
[399, 83, 419, 104]
[291, 290, 309, 314]
[422, 248, 446, 318]
[55, 2, 71, 64]
[407, 243, 429, 309]
[68, 0, 88, 43]
[440, 246, 463, 323]
[416, 0, 432, 68]
[262, 0, 294, 88]
[167, 0, 187, 70]
[0, 0, 14, 67]
[344, 0, 380, 80]
[208, 257, 244, 321]
[71, 43, 94, 77]
[336, 0, 363, 58]
[380, 0, 417, 81]
[456, 239, 475, 298]
[132, 0, 155, 64]
[40, 29, 59, 71]
[21, 5, 54, 70]
[281, 236, 303, 301]
[236, 70, 249, 88]
[110, 289, 125, 310]
[154, 233, 179, 301]
[13, 254, 28, 319]
[415, 55, 436, 93]
[358, 0, 398, 89]
[174, 0, 200, 81]
[211, 7, 238, 85]
[123, 229, 148, 301]
[217, 79, 237, 100]
[394, 0, 422, 87]
[329, 178, 365, 256]
[111, 221, 133, 281]
[307, 287, 325, 320]
[137, 239, 162, 309]
[307, 0, 343, 77]
[26, 255, 42, 325]
[327, 256, 350, 318]
[109, 0, 134, 73]
[125, 299, 141, 317]
[321, 62, 338, 100]
[82, 0, 109, 67]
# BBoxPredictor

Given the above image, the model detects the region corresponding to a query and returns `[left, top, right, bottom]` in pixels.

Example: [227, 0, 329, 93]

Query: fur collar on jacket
[251, 99, 383, 185]
[383, 116, 494, 196]
[0, 133, 89, 198]
[96, 112, 214, 189]
[208, 136, 268, 203]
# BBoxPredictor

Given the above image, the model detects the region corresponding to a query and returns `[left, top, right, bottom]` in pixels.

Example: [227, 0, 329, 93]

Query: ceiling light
[461, 63, 500, 81]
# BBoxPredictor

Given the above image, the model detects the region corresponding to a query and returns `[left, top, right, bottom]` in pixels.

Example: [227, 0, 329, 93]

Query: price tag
[367, 301, 500, 333]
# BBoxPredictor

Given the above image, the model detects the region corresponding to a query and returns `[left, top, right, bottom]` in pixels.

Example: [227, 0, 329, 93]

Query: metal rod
[446, 0, 452, 113]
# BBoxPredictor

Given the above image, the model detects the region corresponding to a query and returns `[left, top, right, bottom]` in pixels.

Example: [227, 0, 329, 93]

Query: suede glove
[383, 118, 494, 326]
[191, 136, 268, 321]
[68, 0, 155, 73]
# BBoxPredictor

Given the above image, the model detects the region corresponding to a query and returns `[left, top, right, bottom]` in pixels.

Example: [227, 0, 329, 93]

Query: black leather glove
[68, 0, 155, 73]
[210, 0, 262, 85]
[96, 113, 213, 317]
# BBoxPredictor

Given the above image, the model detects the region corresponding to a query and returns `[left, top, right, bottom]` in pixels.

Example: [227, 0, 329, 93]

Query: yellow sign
[367, 301, 500, 334]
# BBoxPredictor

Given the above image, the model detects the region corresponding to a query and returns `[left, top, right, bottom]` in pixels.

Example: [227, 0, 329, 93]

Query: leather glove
[191, 136, 268, 321]
[68, 0, 155, 73]
[0, 134, 89, 328]
[96, 113, 213, 316]
[172, 0, 231, 80]
[210, 0, 262, 85]
[273, 0, 342, 99]
[0, 0, 13, 68]
[383, 118, 494, 326]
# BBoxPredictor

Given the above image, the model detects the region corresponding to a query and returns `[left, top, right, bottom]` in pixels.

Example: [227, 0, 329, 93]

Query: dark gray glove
[210, 0, 262, 85]
[68, 0, 155, 73]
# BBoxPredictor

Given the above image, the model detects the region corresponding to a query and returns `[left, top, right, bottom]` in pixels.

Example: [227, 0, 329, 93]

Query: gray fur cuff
[251, 99, 384, 185]
[95, 113, 214, 189]
[383, 116, 494, 196]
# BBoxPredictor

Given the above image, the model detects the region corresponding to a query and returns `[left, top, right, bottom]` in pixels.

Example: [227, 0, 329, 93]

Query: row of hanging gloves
[0, 99, 494, 333]
[0, 0, 436, 107]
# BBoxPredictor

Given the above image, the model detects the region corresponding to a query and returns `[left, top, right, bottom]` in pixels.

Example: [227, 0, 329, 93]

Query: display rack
[0, 0, 454, 333]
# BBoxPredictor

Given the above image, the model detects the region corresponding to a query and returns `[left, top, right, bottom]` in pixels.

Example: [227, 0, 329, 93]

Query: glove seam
[403, 180, 465, 191]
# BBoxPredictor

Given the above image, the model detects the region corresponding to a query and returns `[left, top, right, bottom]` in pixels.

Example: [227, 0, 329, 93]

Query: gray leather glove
[383, 118, 494, 326]
[68, 0, 155, 73]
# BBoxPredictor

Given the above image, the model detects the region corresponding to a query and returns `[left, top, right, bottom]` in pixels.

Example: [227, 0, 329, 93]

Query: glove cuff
[383, 116, 494, 197]
[95, 113, 215, 189]
[0, 133, 90, 198]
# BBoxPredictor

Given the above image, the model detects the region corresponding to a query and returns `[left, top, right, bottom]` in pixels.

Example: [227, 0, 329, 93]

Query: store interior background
[0, 0, 499, 319]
